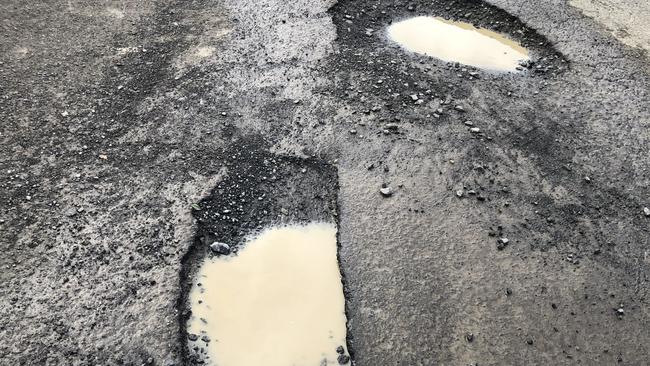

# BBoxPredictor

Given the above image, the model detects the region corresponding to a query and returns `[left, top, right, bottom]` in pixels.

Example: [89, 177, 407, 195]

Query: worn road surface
[1, 0, 649, 365]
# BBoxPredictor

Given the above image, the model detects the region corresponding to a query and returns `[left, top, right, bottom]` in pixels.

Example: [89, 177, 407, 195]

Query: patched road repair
[1, 0, 649, 365]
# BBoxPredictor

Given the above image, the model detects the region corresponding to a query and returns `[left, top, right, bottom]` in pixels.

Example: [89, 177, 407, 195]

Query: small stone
[61, 111, 69, 117]
[201, 335, 211, 342]
[210, 242, 231, 255]
[469, 127, 480, 133]
[464, 121, 474, 126]
[187, 333, 199, 341]
[496, 237, 509, 250]
[454, 105, 465, 112]
[336, 346, 345, 354]
[584, 176, 591, 183]
[410, 94, 419, 101]
[349, 129, 357, 135]
[616, 307, 624, 316]
[385, 123, 399, 131]
[337, 354, 350, 365]
[98, 154, 108, 160]
[644, 207, 650, 217]
[526, 339, 534, 345]
[455, 190, 464, 198]
[465, 333, 474, 342]
[380, 186, 393, 197]
[506, 288, 512, 296]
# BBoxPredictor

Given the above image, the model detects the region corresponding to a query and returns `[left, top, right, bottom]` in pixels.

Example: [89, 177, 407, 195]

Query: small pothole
[388, 16, 530, 72]
[186, 223, 350, 366]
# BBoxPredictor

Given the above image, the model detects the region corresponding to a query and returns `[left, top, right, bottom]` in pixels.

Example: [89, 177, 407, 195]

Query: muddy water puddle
[187, 223, 350, 365]
[388, 16, 530, 71]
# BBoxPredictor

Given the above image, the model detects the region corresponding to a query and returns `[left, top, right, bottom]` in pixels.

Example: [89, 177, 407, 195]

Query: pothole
[388, 16, 530, 72]
[186, 222, 350, 366]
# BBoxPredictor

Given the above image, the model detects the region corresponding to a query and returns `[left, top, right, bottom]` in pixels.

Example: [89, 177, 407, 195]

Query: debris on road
[380, 186, 393, 197]
[209, 242, 231, 255]
[496, 237, 509, 250]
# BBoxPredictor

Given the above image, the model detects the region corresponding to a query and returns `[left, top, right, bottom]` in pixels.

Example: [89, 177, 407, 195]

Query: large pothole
[327, 0, 568, 104]
[387, 16, 530, 72]
[187, 223, 350, 365]
[177, 138, 350, 365]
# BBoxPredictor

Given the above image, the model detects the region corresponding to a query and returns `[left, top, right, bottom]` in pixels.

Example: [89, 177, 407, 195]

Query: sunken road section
[328, 0, 568, 101]
[176, 137, 350, 365]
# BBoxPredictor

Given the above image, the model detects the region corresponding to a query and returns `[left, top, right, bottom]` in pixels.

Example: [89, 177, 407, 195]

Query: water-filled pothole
[186, 222, 350, 366]
[388, 16, 530, 72]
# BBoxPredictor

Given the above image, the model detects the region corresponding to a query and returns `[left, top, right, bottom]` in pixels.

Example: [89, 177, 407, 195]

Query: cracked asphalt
[1, 0, 649, 365]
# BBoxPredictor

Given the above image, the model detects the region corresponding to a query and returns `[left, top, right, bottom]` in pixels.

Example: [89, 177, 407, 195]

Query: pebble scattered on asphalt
[209, 242, 231, 255]
[496, 237, 509, 250]
[644, 207, 650, 217]
[380, 186, 393, 197]
[616, 307, 625, 317]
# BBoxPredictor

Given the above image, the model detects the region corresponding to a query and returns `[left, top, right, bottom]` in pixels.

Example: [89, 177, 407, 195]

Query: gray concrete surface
[1, 0, 649, 365]
[570, 0, 650, 55]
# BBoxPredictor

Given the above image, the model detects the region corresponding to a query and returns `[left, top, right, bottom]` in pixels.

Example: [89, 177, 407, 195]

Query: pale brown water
[388, 16, 530, 71]
[187, 223, 349, 366]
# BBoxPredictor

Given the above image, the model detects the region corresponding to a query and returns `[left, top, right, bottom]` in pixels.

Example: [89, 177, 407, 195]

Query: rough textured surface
[178, 138, 340, 365]
[1, 0, 649, 365]
[570, 0, 650, 55]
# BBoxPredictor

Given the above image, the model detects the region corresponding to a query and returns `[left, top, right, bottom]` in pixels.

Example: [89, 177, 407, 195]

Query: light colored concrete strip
[570, 0, 650, 54]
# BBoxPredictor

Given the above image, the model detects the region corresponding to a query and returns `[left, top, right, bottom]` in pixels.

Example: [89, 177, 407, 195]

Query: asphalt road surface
[1, 0, 649, 365]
